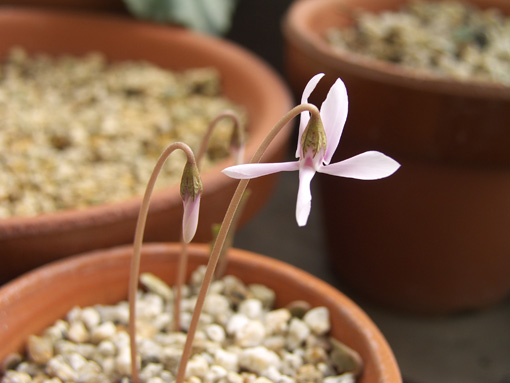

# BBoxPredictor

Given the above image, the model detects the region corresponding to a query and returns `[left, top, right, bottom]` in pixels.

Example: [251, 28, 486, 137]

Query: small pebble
[303, 307, 330, 335]
[27, 335, 53, 365]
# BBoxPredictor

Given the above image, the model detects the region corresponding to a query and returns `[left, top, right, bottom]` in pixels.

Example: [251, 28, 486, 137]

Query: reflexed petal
[182, 195, 200, 243]
[222, 161, 299, 179]
[296, 73, 325, 158]
[319, 151, 401, 180]
[320, 78, 348, 164]
[296, 165, 316, 227]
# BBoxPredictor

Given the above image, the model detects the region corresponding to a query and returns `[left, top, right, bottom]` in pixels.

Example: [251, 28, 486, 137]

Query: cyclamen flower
[222, 73, 400, 227]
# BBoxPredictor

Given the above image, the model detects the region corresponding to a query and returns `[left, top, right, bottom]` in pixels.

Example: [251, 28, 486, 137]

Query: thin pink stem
[128, 142, 196, 383]
[173, 111, 242, 332]
[174, 103, 320, 383]
[196, 110, 244, 167]
[173, 239, 188, 332]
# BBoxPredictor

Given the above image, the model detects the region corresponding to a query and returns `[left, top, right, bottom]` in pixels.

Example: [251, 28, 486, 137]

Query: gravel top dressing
[327, 0, 510, 84]
[0, 48, 245, 218]
[1, 267, 360, 383]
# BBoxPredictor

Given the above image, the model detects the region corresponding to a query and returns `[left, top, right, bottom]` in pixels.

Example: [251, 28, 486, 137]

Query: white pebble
[226, 314, 249, 336]
[27, 335, 53, 364]
[90, 322, 116, 343]
[185, 354, 209, 379]
[140, 363, 164, 381]
[203, 294, 231, 319]
[239, 347, 281, 375]
[204, 365, 228, 383]
[115, 350, 132, 376]
[205, 324, 226, 343]
[1, 371, 31, 383]
[46, 355, 78, 382]
[235, 320, 266, 347]
[248, 284, 275, 308]
[238, 299, 263, 319]
[303, 307, 330, 335]
[264, 309, 291, 335]
[97, 340, 116, 357]
[214, 349, 239, 372]
[44, 320, 68, 342]
[286, 319, 310, 350]
[225, 371, 243, 383]
[323, 373, 356, 383]
[137, 294, 164, 318]
[140, 273, 173, 301]
[262, 335, 286, 351]
[66, 352, 88, 371]
[281, 351, 304, 377]
[67, 321, 89, 343]
[80, 308, 101, 330]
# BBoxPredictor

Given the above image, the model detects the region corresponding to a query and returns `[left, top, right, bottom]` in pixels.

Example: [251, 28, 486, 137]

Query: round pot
[0, 8, 293, 282]
[283, 0, 510, 314]
[0, 1, 126, 12]
[0, 242, 402, 383]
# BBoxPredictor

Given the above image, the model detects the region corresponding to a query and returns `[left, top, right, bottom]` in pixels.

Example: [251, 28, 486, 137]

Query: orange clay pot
[0, 8, 293, 282]
[283, 0, 510, 314]
[0, 1, 126, 12]
[0, 243, 402, 383]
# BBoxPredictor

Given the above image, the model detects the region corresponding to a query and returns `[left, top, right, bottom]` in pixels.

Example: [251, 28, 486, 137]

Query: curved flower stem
[128, 142, 197, 383]
[175, 103, 320, 383]
[173, 237, 187, 332]
[214, 188, 251, 279]
[173, 110, 243, 332]
[196, 110, 244, 167]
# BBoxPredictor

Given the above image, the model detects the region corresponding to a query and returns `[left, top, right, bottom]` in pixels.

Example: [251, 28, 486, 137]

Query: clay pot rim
[0, 242, 402, 383]
[282, 0, 510, 100]
[0, 8, 293, 239]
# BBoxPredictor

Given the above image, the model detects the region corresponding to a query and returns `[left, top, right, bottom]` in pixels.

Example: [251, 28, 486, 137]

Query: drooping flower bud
[180, 161, 203, 243]
[300, 113, 327, 170]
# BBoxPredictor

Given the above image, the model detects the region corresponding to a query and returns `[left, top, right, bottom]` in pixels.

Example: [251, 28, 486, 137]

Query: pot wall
[0, 9, 293, 282]
[283, 0, 510, 313]
[0, 243, 402, 383]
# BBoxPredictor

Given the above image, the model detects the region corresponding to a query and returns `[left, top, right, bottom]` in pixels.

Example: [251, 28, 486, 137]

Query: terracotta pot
[0, 243, 402, 383]
[0, 1, 126, 13]
[283, 0, 510, 314]
[0, 8, 293, 282]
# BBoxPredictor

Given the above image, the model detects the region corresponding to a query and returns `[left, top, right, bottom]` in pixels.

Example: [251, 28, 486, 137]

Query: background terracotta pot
[283, 0, 510, 314]
[0, 8, 293, 283]
[0, 1, 126, 12]
[0, 242, 402, 383]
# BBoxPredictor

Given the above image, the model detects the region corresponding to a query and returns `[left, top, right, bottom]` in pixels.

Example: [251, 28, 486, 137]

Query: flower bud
[180, 161, 203, 243]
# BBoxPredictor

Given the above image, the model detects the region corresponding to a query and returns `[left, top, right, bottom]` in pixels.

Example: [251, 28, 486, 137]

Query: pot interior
[0, 243, 401, 383]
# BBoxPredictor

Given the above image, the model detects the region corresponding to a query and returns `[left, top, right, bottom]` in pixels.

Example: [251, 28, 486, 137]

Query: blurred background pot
[0, 242, 402, 383]
[0, 8, 293, 282]
[283, 0, 510, 314]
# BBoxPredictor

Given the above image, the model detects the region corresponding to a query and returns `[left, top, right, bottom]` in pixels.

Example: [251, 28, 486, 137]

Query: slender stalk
[214, 189, 251, 279]
[173, 239, 188, 332]
[196, 110, 244, 167]
[173, 110, 243, 332]
[174, 103, 320, 383]
[128, 142, 197, 383]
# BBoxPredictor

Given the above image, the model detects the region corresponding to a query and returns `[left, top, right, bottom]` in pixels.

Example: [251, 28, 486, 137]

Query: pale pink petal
[296, 165, 316, 227]
[182, 195, 201, 243]
[222, 161, 299, 179]
[296, 73, 325, 158]
[320, 78, 349, 164]
[319, 151, 400, 180]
